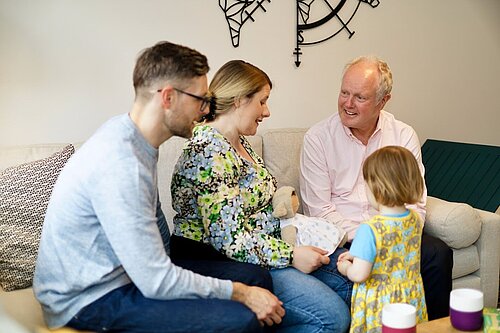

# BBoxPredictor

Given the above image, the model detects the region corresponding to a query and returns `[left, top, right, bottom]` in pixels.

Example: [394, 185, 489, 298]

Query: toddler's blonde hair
[363, 146, 424, 207]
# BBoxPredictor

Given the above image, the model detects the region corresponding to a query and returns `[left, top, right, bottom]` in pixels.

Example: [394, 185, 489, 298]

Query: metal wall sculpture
[294, 0, 380, 67]
[219, 0, 271, 47]
[218, 0, 380, 67]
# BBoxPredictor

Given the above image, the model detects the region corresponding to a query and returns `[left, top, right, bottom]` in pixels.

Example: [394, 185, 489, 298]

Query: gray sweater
[33, 114, 232, 329]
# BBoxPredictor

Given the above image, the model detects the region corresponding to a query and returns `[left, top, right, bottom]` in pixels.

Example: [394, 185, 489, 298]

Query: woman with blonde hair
[170, 60, 352, 333]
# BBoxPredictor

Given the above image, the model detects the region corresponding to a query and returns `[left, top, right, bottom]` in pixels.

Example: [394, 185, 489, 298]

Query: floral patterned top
[171, 125, 293, 269]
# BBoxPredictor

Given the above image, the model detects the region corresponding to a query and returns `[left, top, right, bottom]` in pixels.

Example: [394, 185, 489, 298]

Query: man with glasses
[33, 41, 284, 332]
[171, 87, 212, 110]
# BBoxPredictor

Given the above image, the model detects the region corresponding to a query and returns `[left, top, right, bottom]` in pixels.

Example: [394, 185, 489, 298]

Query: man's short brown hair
[133, 41, 209, 100]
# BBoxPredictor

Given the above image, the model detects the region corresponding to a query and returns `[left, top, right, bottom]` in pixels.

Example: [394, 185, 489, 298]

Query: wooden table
[417, 316, 482, 332]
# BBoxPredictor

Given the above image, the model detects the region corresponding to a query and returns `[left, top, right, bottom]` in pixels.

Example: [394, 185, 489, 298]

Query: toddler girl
[337, 145, 428, 332]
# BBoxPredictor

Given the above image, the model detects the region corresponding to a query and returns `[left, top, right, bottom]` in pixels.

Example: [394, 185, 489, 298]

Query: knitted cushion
[0, 144, 74, 291]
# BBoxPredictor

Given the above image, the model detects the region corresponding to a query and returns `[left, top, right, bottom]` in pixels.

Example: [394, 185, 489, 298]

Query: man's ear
[159, 86, 175, 109]
[379, 94, 391, 108]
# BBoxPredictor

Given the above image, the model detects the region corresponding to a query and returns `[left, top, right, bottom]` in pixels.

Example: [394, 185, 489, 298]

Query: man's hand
[292, 246, 330, 273]
[231, 282, 285, 326]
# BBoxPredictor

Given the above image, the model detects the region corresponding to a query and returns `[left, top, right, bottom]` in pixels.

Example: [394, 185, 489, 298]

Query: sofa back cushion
[158, 136, 188, 230]
[261, 128, 307, 213]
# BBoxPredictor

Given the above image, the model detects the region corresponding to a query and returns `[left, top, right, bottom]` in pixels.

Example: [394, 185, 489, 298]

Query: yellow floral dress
[350, 210, 428, 333]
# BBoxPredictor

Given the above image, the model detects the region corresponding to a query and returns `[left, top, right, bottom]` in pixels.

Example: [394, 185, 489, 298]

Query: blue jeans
[270, 248, 352, 333]
[170, 237, 352, 332]
[67, 283, 263, 333]
[67, 259, 273, 333]
[311, 248, 353, 307]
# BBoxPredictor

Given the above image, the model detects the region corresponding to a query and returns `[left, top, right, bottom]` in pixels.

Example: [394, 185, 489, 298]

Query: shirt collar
[341, 113, 384, 144]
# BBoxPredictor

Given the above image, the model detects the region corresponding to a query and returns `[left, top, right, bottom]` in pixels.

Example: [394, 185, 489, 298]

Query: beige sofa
[1, 128, 499, 332]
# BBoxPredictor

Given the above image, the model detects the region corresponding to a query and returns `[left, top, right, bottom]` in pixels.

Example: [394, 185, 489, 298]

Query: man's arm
[300, 132, 342, 222]
[93, 163, 234, 301]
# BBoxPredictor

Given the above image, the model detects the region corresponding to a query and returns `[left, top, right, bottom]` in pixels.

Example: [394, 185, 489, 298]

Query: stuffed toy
[272, 186, 347, 255]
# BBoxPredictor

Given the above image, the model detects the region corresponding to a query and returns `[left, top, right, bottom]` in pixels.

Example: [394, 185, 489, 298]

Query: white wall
[1, 0, 499, 147]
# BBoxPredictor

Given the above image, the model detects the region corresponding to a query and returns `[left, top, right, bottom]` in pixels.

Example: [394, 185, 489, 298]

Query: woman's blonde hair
[207, 60, 272, 120]
[363, 146, 424, 207]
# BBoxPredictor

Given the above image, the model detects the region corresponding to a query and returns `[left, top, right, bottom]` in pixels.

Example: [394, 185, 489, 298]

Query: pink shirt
[299, 111, 427, 241]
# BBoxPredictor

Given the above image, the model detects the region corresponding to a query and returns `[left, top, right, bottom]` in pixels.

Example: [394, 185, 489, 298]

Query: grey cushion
[451, 245, 480, 279]
[262, 128, 307, 213]
[425, 196, 481, 249]
[0, 145, 74, 291]
[158, 136, 188, 228]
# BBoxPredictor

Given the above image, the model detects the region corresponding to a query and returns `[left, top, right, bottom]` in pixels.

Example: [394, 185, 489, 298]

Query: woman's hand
[232, 282, 285, 326]
[291, 246, 330, 273]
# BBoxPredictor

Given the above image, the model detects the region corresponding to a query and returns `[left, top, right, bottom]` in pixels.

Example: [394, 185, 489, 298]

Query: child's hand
[337, 259, 351, 276]
[338, 250, 353, 262]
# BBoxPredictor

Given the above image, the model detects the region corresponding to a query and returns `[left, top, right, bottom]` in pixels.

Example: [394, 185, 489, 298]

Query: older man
[34, 41, 284, 332]
[299, 55, 452, 320]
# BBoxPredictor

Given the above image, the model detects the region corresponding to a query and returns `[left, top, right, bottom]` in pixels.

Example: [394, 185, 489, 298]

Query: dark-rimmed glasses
[156, 88, 211, 112]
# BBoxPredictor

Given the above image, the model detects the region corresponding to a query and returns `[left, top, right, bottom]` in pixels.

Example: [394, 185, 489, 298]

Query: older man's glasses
[156, 88, 211, 112]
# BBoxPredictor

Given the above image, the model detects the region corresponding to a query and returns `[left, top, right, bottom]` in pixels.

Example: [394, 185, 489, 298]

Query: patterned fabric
[171, 125, 292, 269]
[350, 210, 428, 333]
[0, 144, 74, 291]
[280, 213, 346, 255]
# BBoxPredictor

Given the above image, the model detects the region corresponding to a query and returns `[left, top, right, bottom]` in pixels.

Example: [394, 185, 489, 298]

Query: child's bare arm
[338, 257, 372, 283]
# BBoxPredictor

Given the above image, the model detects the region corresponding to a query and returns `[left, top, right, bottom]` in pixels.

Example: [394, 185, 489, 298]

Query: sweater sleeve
[92, 155, 233, 301]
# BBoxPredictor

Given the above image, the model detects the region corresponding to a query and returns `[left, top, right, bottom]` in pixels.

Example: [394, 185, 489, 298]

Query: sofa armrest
[424, 196, 481, 249]
[425, 196, 500, 307]
[473, 209, 500, 307]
